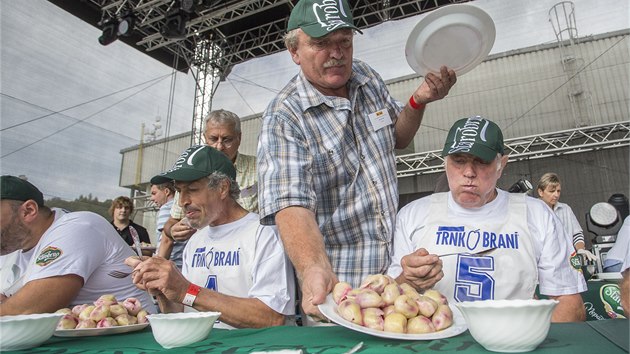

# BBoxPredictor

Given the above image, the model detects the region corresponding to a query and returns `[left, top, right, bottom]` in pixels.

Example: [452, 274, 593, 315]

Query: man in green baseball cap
[388, 116, 587, 323]
[442, 116, 505, 163]
[151, 145, 236, 185]
[287, 0, 362, 38]
[258, 0, 458, 324]
[126, 145, 296, 329]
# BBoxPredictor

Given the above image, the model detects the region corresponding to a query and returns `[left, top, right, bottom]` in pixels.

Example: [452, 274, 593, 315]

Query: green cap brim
[299, 22, 362, 38]
[150, 175, 173, 185]
[157, 169, 213, 183]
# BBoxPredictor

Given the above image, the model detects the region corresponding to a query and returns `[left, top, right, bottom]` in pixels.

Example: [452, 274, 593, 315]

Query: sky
[0, 0, 628, 201]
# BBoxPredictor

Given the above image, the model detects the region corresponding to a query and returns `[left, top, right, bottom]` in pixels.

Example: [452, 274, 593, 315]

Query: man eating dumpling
[126, 146, 295, 329]
[0, 175, 156, 315]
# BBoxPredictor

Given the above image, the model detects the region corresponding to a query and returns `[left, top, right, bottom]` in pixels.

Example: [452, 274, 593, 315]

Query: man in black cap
[388, 117, 586, 322]
[126, 146, 295, 329]
[0, 175, 156, 315]
[257, 0, 457, 322]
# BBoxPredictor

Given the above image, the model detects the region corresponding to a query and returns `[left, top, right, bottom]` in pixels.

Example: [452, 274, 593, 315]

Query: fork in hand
[107, 270, 132, 278]
[438, 246, 499, 258]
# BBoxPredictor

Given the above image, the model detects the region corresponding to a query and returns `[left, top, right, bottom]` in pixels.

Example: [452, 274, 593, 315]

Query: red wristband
[182, 283, 201, 306]
[409, 96, 426, 110]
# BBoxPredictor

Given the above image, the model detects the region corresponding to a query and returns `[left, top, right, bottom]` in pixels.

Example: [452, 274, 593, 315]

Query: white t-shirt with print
[21, 208, 156, 312]
[388, 190, 587, 303]
[182, 212, 295, 329]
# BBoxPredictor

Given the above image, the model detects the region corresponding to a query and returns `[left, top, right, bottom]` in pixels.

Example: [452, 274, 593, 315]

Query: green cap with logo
[442, 116, 505, 162]
[287, 0, 362, 38]
[150, 145, 236, 184]
[1, 175, 45, 206]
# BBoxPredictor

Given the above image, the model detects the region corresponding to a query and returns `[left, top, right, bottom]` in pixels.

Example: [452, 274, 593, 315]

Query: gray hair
[284, 29, 299, 51]
[206, 171, 241, 201]
[203, 109, 241, 134]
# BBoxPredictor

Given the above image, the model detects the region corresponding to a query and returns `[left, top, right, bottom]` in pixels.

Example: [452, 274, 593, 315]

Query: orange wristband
[409, 96, 426, 110]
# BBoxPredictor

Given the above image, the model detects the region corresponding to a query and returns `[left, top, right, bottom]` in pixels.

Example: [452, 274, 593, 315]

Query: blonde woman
[536, 173, 597, 262]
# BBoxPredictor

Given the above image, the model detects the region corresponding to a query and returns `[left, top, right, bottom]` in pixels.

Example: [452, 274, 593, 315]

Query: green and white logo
[36, 246, 62, 266]
[600, 283, 626, 319]
[569, 251, 582, 270]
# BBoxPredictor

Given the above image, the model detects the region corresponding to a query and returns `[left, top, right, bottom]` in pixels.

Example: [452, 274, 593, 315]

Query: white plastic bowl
[0, 313, 64, 351]
[455, 299, 558, 353]
[146, 311, 221, 349]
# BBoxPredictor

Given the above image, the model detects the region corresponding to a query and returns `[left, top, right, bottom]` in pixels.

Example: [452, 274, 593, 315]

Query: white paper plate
[593, 272, 622, 280]
[318, 294, 467, 340]
[54, 323, 149, 337]
[405, 4, 495, 76]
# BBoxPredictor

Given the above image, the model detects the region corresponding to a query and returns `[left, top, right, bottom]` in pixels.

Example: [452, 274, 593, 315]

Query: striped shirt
[155, 199, 174, 240]
[257, 59, 402, 287]
[156, 199, 185, 269]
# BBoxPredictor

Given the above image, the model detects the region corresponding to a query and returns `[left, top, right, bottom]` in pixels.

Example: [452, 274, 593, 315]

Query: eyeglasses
[205, 136, 237, 148]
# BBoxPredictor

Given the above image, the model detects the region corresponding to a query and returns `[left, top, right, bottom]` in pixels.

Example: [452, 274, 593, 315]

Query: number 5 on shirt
[454, 256, 495, 302]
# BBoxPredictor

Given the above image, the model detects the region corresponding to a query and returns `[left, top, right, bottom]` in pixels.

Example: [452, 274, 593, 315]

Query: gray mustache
[324, 59, 345, 68]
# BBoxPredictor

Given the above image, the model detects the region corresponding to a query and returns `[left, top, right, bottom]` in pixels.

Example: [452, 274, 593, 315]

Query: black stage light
[118, 12, 135, 37]
[161, 11, 188, 39]
[98, 18, 119, 45]
[507, 178, 533, 194]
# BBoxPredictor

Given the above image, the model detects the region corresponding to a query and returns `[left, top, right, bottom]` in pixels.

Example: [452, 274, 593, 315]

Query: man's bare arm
[0, 275, 83, 315]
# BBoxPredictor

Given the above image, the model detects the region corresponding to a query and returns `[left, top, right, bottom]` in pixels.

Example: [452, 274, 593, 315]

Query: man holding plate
[257, 0, 457, 323]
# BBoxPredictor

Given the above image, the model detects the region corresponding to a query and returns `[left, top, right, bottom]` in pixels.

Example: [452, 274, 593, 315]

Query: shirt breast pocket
[311, 149, 349, 191]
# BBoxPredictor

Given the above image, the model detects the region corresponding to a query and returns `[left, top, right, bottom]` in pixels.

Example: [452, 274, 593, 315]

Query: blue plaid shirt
[257, 59, 402, 287]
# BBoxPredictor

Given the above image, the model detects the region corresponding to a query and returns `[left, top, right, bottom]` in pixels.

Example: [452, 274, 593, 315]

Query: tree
[46, 197, 112, 220]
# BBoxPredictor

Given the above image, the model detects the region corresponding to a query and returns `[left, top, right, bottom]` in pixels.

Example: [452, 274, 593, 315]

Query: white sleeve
[249, 226, 296, 315]
[528, 200, 587, 295]
[616, 216, 630, 271]
[25, 217, 107, 284]
[565, 204, 584, 246]
[387, 199, 431, 279]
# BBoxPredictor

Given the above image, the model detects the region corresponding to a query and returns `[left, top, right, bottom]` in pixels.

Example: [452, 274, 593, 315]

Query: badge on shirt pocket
[368, 109, 392, 131]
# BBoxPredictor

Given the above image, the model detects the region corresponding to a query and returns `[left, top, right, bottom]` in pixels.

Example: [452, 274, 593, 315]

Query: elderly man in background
[163, 109, 258, 243]
[0, 175, 156, 315]
[149, 181, 185, 269]
[388, 117, 587, 322]
[256, 0, 456, 322]
[126, 146, 294, 329]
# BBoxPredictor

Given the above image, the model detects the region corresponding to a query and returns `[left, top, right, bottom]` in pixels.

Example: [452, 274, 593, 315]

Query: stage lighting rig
[118, 11, 135, 37]
[161, 10, 188, 40]
[98, 18, 119, 46]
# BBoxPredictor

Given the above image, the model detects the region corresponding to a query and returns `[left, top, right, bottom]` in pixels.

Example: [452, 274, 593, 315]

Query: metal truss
[396, 121, 630, 178]
[60, 0, 468, 145]
[77, 0, 465, 75]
